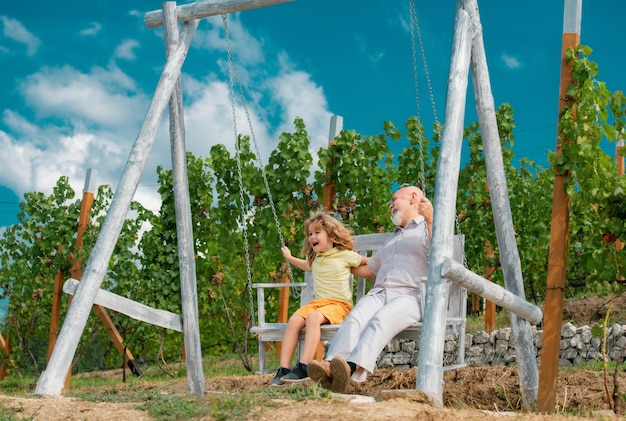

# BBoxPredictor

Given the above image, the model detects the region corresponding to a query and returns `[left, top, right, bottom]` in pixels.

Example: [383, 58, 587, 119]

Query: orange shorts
[294, 298, 352, 324]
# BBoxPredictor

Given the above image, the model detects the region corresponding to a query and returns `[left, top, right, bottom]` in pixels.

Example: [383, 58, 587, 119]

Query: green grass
[0, 354, 331, 421]
[67, 372, 330, 421]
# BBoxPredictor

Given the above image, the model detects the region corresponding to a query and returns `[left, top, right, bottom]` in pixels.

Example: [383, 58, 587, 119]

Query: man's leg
[324, 292, 385, 361]
[348, 294, 421, 381]
[308, 293, 385, 389]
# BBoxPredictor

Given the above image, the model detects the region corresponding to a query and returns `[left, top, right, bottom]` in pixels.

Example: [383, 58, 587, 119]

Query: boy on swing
[270, 211, 368, 386]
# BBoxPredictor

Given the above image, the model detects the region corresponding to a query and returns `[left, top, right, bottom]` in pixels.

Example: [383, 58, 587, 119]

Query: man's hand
[418, 197, 433, 224]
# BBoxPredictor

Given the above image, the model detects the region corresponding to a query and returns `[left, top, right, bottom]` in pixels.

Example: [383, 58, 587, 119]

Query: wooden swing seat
[251, 232, 467, 374]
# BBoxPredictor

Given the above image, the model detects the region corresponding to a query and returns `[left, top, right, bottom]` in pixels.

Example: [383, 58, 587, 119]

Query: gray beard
[391, 210, 404, 226]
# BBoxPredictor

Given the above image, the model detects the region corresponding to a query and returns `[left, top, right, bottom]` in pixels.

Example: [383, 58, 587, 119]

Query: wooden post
[537, 0, 582, 413]
[616, 139, 624, 253]
[163, 2, 205, 396]
[61, 170, 143, 390]
[483, 239, 496, 332]
[0, 315, 13, 380]
[482, 181, 497, 331]
[275, 273, 291, 358]
[484, 269, 497, 332]
[416, 2, 471, 407]
[467, 0, 538, 407]
[48, 264, 64, 361]
[322, 115, 342, 212]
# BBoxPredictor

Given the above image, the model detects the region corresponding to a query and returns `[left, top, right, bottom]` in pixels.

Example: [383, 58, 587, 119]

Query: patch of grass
[138, 394, 212, 421]
[465, 308, 512, 334]
[202, 354, 257, 377]
[0, 404, 24, 421]
[0, 377, 33, 395]
[66, 361, 332, 421]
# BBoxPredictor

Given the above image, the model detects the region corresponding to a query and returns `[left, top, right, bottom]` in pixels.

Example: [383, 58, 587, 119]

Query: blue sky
[0, 0, 624, 230]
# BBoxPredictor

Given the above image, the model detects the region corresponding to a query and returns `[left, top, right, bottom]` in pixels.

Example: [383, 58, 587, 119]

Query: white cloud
[114, 39, 140, 60]
[79, 22, 102, 37]
[0, 11, 333, 216]
[271, 53, 332, 151]
[501, 53, 522, 69]
[0, 110, 129, 198]
[0, 62, 162, 208]
[0, 15, 41, 56]
[195, 14, 265, 67]
[18, 64, 146, 130]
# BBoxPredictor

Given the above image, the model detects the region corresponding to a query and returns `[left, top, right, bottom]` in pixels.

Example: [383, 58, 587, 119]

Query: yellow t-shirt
[310, 248, 362, 305]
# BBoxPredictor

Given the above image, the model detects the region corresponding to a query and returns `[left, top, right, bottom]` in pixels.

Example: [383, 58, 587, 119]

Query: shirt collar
[393, 215, 425, 233]
[318, 247, 339, 257]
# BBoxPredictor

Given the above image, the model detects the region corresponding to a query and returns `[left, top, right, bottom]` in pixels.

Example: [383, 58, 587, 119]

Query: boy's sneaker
[269, 367, 290, 387]
[280, 365, 311, 383]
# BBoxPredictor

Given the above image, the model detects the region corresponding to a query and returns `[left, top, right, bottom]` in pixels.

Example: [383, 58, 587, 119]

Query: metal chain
[408, 0, 426, 195]
[222, 15, 295, 290]
[413, 1, 439, 127]
[409, 1, 464, 255]
[223, 15, 256, 322]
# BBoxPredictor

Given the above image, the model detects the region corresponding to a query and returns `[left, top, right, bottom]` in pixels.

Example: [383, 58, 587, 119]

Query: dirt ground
[2, 293, 626, 420]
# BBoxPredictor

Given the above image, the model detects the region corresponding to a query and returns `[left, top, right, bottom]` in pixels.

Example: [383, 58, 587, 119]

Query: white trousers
[325, 288, 421, 382]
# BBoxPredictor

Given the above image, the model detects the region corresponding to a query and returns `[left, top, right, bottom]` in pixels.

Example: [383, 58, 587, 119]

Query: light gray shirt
[366, 216, 430, 294]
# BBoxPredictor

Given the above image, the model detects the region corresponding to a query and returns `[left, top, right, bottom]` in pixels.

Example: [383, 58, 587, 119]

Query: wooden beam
[416, 1, 472, 408]
[163, 2, 205, 396]
[537, 0, 582, 413]
[63, 278, 183, 332]
[466, 0, 538, 408]
[145, 0, 294, 28]
[441, 258, 543, 325]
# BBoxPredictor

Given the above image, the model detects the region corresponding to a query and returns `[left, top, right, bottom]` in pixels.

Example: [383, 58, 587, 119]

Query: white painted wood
[34, 19, 200, 397]
[466, 0, 538, 408]
[145, 0, 294, 28]
[416, 2, 472, 408]
[62, 278, 183, 332]
[83, 168, 96, 193]
[163, 2, 205, 396]
[563, 0, 582, 33]
[441, 258, 543, 324]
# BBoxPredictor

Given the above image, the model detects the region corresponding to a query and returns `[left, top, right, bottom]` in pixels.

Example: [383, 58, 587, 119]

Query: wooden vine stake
[537, 0, 581, 413]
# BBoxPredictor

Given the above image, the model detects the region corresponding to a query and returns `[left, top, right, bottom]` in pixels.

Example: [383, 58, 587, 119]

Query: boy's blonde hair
[302, 211, 356, 264]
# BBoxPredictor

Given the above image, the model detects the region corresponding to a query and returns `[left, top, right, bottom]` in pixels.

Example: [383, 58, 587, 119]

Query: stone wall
[376, 322, 626, 370]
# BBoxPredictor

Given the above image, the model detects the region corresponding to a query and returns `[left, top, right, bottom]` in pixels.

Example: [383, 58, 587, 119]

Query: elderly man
[307, 185, 432, 393]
